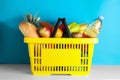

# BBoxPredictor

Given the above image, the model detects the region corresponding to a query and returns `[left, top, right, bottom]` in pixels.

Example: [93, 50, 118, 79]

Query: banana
[68, 22, 77, 29]
[79, 24, 88, 31]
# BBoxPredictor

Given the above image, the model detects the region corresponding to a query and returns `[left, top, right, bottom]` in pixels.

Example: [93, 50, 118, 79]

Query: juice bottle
[82, 16, 104, 38]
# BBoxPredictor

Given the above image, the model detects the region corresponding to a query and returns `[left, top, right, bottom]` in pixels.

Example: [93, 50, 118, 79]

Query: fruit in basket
[38, 27, 51, 38]
[69, 24, 81, 33]
[37, 27, 51, 38]
[55, 28, 63, 38]
[72, 32, 83, 38]
[79, 24, 87, 31]
[52, 28, 63, 38]
[79, 24, 88, 34]
[68, 22, 77, 29]
[19, 13, 39, 38]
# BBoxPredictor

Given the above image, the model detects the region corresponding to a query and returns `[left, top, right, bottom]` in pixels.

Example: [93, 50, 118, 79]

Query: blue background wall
[0, 0, 120, 64]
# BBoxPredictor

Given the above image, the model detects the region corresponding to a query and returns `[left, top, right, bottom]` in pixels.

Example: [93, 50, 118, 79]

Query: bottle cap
[98, 16, 104, 20]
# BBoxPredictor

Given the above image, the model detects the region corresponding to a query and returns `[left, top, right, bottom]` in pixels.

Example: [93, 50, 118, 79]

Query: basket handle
[61, 18, 71, 38]
[51, 18, 71, 38]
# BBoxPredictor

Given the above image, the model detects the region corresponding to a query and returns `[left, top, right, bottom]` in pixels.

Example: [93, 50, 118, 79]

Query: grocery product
[54, 28, 63, 38]
[68, 22, 77, 29]
[37, 27, 51, 38]
[51, 18, 71, 38]
[19, 13, 103, 39]
[72, 32, 83, 38]
[19, 14, 39, 38]
[82, 16, 104, 38]
[79, 24, 88, 32]
[69, 24, 81, 33]
[68, 23, 87, 34]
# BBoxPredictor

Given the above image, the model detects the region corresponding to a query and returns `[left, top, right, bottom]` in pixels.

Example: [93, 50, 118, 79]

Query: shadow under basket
[24, 38, 98, 76]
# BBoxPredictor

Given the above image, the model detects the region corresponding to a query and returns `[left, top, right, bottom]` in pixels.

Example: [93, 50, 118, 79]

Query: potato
[72, 32, 83, 38]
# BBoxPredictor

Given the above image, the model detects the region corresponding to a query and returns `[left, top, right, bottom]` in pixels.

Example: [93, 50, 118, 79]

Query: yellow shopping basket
[24, 38, 98, 76]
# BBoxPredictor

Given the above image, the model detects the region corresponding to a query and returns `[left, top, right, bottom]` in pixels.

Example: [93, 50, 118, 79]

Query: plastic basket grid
[24, 38, 98, 76]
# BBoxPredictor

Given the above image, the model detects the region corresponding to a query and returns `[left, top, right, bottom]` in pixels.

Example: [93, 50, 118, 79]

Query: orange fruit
[55, 28, 63, 38]
[51, 28, 63, 38]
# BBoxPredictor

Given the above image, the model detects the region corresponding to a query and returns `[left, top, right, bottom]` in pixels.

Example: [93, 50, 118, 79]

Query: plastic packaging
[82, 16, 104, 38]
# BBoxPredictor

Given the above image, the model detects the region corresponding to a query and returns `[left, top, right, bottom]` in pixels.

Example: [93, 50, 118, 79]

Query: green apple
[70, 24, 81, 33]
[68, 22, 77, 29]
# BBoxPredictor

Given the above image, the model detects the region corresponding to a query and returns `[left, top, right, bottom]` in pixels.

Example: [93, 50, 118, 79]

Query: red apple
[38, 27, 51, 38]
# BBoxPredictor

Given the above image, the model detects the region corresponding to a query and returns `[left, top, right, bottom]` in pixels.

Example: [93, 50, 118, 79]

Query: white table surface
[0, 65, 120, 80]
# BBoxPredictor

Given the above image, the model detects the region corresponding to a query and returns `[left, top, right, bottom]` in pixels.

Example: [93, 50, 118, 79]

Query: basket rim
[24, 38, 98, 44]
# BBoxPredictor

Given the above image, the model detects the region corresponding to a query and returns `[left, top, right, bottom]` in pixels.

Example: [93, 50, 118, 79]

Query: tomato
[59, 24, 65, 32]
